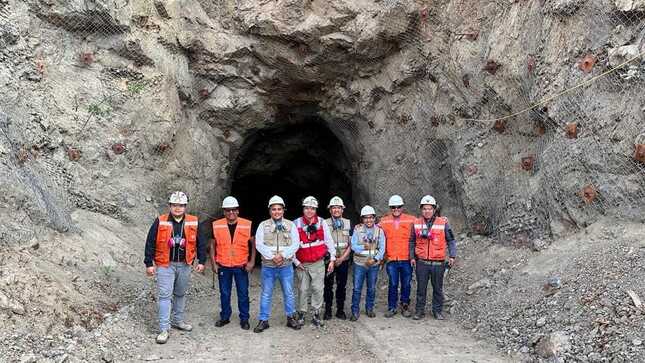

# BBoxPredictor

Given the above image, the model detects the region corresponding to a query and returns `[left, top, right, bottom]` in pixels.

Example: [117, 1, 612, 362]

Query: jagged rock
[614, 0, 645, 11]
[608, 45, 641, 67]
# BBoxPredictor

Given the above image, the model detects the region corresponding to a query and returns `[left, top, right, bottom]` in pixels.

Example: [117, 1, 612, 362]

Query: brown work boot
[401, 304, 412, 318]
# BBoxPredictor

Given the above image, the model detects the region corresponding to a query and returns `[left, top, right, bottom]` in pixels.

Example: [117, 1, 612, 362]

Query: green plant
[87, 102, 111, 117]
[127, 80, 146, 95]
[100, 264, 115, 277]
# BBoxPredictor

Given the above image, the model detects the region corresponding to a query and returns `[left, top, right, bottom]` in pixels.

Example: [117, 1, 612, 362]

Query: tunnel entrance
[230, 118, 358, 228]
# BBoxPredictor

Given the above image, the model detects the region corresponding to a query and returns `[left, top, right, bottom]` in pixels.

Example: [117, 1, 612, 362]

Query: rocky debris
[535, 331, 571, 358]
[614, 0, 645, 12]
[449, 224, 645, 361]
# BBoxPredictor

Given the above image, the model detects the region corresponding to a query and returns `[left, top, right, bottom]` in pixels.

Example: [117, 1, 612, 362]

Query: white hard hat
[168, 191, 188, 205]
[268, 195, 285, 208]
[419, 195, 437, 207]
[302, 196, 319, 208]
[327, 196, 345, 208]
[360, 205, 376, 217]
[388, 195, 404, 207]
[221, 196, 239, 209]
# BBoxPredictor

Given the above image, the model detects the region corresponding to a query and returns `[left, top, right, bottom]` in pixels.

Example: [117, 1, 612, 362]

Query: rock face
[0, 1, 643, 245]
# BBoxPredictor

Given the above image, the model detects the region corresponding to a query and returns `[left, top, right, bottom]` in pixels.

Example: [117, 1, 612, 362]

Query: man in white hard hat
[323, 196, 352, 320]
[144, 191, 207, 344]
[349, 205, 386, 321]
[409, 195, 457, 321]
[199, 196, 255, 330]
[253, 195, 302, 333]
[293, 196, 336, 327]
[380, 195, 416, 318]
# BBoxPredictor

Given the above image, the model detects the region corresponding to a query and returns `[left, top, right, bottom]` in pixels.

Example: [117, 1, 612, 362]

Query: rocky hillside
[0, 0, 644, 361]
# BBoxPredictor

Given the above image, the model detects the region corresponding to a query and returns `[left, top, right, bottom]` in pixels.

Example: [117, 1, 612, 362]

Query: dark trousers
[218, 266, 250, 321]
[323, 259, 350, 312]
[415, 261, 445, 315]
[386, 260, 413, 310]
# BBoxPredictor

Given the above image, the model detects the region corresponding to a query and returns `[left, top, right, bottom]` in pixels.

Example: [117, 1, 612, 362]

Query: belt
[418, 259, 444, 265]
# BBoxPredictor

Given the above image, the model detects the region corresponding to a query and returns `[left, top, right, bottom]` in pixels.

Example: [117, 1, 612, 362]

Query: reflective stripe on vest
[413, 216, 448, 261]
[155, 214, 198, 267]
[380, 213, 415, 261]
[353, 225, 381, 263]
[213, 218, 251, 267]
[325, 217, 350, 257]
[295, 217, 328, 263]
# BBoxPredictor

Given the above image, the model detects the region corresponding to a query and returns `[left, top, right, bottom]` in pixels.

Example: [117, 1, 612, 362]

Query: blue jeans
[218, 266, 250, 321]
[157, 262, 191, 331]
[386, 261, 412, 310]
[351, 263, 379, 316]
[258, 265, 296, 321]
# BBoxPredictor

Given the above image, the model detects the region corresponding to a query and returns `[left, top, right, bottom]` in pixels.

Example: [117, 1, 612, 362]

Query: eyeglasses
[224, 209, 239, 213]
[390, 206, 402, 210]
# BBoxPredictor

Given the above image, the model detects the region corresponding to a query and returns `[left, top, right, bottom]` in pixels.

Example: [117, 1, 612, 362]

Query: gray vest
[261, 218, 295, 267]
[353, 224, 381, 266]
[324, 217, 351, 258]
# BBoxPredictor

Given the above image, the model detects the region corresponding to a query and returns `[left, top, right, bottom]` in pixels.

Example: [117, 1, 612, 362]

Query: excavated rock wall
[1, 0, 644, 248]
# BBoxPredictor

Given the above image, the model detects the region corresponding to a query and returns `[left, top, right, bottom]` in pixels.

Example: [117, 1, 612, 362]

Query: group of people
[143, 191, 457, 344]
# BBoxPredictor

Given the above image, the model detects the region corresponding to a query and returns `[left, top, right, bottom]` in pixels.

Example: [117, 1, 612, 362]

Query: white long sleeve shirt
[255, 218, 300, 260]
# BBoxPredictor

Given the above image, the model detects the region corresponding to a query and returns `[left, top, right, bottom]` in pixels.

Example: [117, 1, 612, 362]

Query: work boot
[286, 315, 302, 330]
[433, 312, 445, 320]
[215, 319, 230, 327]
[323, 308, 332, 320]
[349, 313, 359, 321]
[412, 312, 425, 320]
[336, 310, 347, 320]
[155, 330, 169, 344]
[384, 309, 397, 318]
[240, 320, 250, 330]
[171, 321, 193, 331]
[366, 310, 376, 318]
[253, 320, 269, 333]
[401, 304, 412, 318]
[296, 311, 306, 326]
[312, 312, 324, 327]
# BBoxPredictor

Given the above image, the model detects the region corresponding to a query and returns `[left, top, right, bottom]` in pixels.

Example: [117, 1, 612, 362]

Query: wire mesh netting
[0, 0, 643, 243]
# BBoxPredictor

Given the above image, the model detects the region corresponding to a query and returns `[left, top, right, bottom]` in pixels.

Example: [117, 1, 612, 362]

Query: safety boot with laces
[312, 312, 324, 327]
[156, 330, 169, 344]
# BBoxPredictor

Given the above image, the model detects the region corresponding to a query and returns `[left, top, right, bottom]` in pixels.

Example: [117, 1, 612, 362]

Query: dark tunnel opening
[230, 118, 358, 231]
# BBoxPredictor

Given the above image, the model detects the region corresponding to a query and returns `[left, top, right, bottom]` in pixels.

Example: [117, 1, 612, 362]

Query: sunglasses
[224, 209, 239, 213]
[390, 206, 402, 210]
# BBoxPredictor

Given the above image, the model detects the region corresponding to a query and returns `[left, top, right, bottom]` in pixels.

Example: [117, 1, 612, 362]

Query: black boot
[312, 312, 324, 327]
[240, 320, 250, 330]
[323, 307, 332, 320]
[215, 319, 230, 327]
[335, 310, 347, 320]
[287, 315, 301, 330]
[253, 320, 269, 333]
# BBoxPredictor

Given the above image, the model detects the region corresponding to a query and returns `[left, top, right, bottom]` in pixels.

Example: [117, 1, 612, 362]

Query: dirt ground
[130, 267, 511, 363]
[2, 210, 643, 362]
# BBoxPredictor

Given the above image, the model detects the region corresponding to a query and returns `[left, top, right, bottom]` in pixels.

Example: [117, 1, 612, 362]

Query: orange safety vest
[380, 213, 415, 261]
[213, 218, 252, 267]
[413, 216, 448, 261]
[154, 214, 199, 267]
